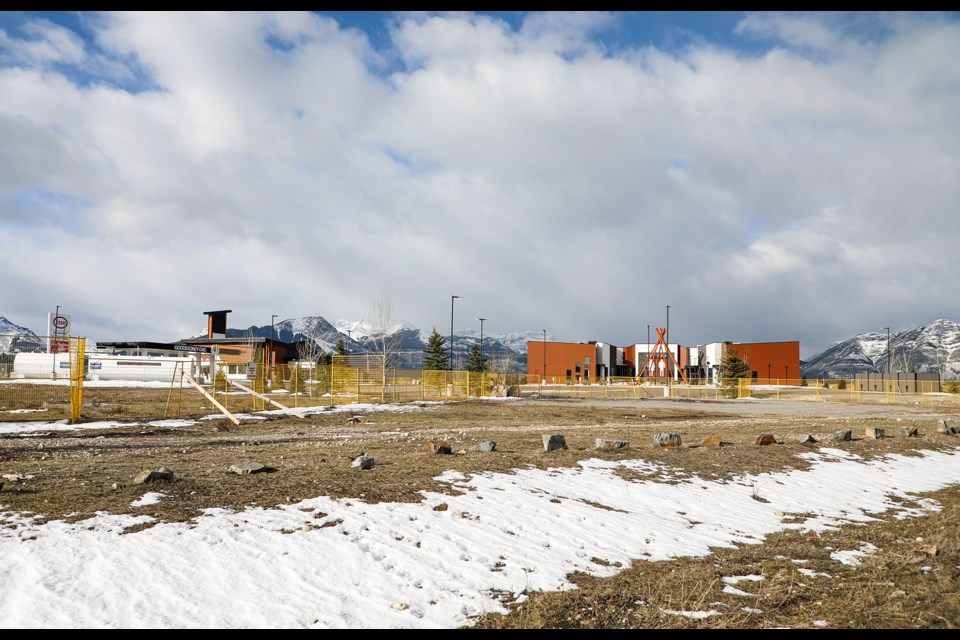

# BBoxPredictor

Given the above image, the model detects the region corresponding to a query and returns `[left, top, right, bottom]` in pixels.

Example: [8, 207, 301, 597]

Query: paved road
[520, 395, 960, 419]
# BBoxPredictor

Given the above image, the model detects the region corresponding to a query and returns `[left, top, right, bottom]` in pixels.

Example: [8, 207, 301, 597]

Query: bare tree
[370, 292, 401, 401]
[891, 342, 917, 374]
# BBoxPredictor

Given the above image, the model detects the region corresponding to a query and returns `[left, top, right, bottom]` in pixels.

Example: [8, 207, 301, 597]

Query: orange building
[728, 341, 800, 384]
[527, 341, 597, 383]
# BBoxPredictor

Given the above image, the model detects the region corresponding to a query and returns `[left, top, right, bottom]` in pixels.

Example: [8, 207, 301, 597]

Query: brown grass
[1, 397, 959, 628]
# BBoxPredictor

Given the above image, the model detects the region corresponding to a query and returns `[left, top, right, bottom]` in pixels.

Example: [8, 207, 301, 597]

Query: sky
[1, 11, 958, 358]
[1, 408, 959, 627]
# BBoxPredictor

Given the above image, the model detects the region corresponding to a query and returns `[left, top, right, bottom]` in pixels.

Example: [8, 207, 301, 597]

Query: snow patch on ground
[830, 542, 879, 566]
[130, 492, 165, 507]
[662, 609, 722, 619]
[0, 447, 959, 627]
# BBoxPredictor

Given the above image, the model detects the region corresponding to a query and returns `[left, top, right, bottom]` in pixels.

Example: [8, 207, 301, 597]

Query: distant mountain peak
[803, 319, 960, 379]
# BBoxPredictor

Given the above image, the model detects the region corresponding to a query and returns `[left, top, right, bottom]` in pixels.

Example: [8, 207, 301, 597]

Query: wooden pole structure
[182, 372, 240, 425]
[229, 379, 304, 418]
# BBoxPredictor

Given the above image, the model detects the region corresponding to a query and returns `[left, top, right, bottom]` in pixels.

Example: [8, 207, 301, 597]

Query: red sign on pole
[50, 339, 70, 353]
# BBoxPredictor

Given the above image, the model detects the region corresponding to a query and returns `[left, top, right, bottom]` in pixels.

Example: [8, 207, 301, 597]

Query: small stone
[111, 482, 125, 490]
[301, 525, 311, 532]
[229, 462, 276, 475]
[133, 467, 174, 485]
[936, 419, 949, 433]
[890, 590, 907, 598]
[775, 511, 785, 516]
[543, 434, 568, 451]
[469, 441, 497, 452]
[833, 429, 852, 442]
[429, 441, 453, 455]
[653, 433, 682, 448]
[900, 427, 918, 437]
[916, 544, 938, 557]
[351, 454, 374, 470]
[392, 603, 408, 612]
[699, 435, 722, 447]
[347, 415, 362, 424]
[2, 474, 29, 483]
[865, 426, 885, 439]
[796, 434, 817, 444]
[755, 434, 777, 446]
[947, 426, 960, 436]
[595, 439, 630, 450]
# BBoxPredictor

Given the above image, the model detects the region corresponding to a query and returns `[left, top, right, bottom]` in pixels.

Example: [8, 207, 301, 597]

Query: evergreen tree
[422, 328, 449, 370]
[719, 347, 751, 396]
[465, 342, 488, 373]
[335, 336, 347, 356]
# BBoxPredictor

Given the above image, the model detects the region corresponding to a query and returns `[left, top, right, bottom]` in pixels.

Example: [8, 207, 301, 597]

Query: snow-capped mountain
[222, 315, 530, 371]
[0, 315, 43, 353]
[802, 319, 960, 379]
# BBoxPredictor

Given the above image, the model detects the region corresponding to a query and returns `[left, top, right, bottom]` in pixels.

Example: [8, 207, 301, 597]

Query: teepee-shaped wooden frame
[637, 327, 688, 384]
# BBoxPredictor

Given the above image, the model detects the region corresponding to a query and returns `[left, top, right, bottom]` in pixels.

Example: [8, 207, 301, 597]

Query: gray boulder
[543, 434, 568, 451]
[469, 441, 497, 452]
[351, 454, 374, 470]
[595, 439, 629, 450]
[229, 462, 276, 475]
[133, 467, 175, 485]
[653, 433, 682, 447]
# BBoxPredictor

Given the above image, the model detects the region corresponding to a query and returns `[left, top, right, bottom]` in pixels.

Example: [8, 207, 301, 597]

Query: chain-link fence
[0, 335, 85, 422]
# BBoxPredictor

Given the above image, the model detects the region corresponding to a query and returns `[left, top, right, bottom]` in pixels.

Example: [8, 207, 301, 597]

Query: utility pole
[478, 318, 486, 370]
[450, 296, 461, 371]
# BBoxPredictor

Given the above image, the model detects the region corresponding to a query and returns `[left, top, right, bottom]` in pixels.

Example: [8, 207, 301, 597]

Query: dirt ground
[2, 395, 959, 628]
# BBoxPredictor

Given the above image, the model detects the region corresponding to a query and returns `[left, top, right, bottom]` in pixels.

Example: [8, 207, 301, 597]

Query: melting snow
[0, 447, 958, 627]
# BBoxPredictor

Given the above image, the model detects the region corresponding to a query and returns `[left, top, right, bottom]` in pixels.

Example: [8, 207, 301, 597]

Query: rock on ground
[429, 441, 453, 455]
[834, 429, 853, 442]
[755, 434, 777, 446]
[595, 439, 629, 450]
[796, 434, 817, 443]
[865, 426, 885, 439]
[133, 468, 174, 485]
[699, 435, 722, 447]
[228, 462, 276, 475]
[543, 434, 568, 451]
[351, 454, 374, 470]
[469, 441, 497, 452]
[653, 433, 682, 448]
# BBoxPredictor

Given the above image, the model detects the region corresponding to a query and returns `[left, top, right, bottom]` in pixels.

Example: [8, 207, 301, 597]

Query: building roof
[96, 341, 210, 354]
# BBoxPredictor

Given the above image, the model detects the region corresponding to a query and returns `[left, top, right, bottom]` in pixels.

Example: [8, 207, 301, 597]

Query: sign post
[47, 312, 71, 354]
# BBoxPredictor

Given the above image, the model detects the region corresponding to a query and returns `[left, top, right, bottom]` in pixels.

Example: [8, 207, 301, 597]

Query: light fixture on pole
[478, 318, 487, 371]
[450, 296, 462, 371]
[666, 305, 671, 377]
[542, 329, 547, 392]
[883, 327, 890, 374]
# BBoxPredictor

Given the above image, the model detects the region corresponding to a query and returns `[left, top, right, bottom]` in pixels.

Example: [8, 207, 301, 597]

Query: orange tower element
[637, 327, 688, 384]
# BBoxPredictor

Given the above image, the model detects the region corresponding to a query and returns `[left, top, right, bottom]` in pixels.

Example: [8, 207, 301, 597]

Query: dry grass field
[2, 394, 958, 628]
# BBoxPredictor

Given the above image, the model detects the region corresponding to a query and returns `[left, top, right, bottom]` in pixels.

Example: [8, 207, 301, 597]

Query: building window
[585, 356, 591, 367]
[575, 362, 581, 373]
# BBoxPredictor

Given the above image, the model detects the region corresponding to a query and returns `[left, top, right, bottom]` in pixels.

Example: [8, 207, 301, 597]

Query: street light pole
[666, 305, 670, 378]
[542, 329, 547, 392]
[768, 362, 771, 384]
[270, 314, 278, 387]
[478, 318, 486, 370]
[450, 296, 461, 371]
[883, 327, 890, 374]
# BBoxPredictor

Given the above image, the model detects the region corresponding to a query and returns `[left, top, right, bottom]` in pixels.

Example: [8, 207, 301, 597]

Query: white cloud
[0, 12, 958, 356]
